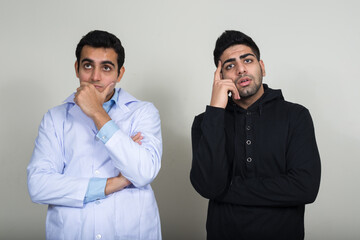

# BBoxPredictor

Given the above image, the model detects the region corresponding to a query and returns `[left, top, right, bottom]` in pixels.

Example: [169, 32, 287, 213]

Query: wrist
[210, 101, 226, 109]
[91, 109, 111, 130]
[89, 106, 107, 119]
[105, 175, 131, 195]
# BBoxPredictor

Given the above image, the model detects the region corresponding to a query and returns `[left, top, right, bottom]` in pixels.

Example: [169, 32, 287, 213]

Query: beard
[236, 76, 262, 98]
[234, 67, 264, 98]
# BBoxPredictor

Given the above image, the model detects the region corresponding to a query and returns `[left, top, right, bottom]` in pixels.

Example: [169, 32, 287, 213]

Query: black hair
[75, 30, 125, 75]
[213, 30, 260, 66]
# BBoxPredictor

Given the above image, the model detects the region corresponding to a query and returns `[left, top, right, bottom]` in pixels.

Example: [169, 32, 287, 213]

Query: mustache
[234, 74, 253, 84]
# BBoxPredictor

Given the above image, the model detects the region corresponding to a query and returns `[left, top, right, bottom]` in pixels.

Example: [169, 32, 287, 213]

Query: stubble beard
[235, 68, 264, 99]
[237, 77, 262, 98]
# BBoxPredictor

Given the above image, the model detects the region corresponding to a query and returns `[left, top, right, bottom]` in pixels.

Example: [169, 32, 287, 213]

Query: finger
[79, 82, 90, 87]
[132, 136, 140, 142]
[228, 85, 240, 100]
[214, 60, 222, 81]
[132, 132, 143, 145]
[214, 79, 234, 85]
[131, 132, 141, 140]
[138, 135, 143, 142]
[135, 136, 143, 144]
[133, 138, 142, 145]
[215, 80, 240, 99]
[234, 90, 240, 100]
[76, 87, 82, 94]
[78, 82, 94, 94]
[213, 81, 237, 91]
[131, 132, 142, 142]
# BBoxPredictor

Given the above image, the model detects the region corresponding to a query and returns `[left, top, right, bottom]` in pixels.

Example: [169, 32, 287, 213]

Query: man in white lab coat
[27, 30, 162, 240]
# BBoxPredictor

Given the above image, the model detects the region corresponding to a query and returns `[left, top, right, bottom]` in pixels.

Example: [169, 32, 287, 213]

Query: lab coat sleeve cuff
[96, 120, 120, 144]
[84, 177, 107, 204]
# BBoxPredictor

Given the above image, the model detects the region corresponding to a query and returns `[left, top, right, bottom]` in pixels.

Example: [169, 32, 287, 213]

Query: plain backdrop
[1, 0, 359, 239]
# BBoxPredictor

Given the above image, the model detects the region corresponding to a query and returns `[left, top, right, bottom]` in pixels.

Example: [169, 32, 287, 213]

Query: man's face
[220, 44, 265, 100]
[75, 46, 124, 101]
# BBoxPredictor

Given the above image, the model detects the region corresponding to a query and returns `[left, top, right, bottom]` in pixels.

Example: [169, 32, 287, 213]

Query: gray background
[1, 0, 359, 239]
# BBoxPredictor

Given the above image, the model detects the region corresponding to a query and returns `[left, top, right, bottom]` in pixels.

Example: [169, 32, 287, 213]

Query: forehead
[220, 44, 255, 61]
[80, 46, 118, 64]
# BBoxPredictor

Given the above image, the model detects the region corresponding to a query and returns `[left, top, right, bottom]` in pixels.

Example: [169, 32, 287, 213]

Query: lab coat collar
[63, 88, 139, 130]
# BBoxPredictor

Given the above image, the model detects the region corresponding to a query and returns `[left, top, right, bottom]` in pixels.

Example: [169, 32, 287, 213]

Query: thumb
[102, 82, 115, 98]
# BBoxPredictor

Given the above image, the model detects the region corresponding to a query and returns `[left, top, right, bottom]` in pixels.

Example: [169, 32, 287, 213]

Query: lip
[93, 84, 103, 89]
[237, 77, 252, 87]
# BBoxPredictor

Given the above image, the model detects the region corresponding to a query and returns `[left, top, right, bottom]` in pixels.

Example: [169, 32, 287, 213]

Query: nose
[237, 62, 247, 75]
[91, 67, 101, 82]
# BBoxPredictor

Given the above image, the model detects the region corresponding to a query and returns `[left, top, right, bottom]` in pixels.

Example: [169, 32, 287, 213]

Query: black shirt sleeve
[190, 106, 231, 199]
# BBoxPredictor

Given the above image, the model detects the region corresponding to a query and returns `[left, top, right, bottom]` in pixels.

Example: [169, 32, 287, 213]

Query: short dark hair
[75, 30, 125, 75]
[213, 30, 260, 66]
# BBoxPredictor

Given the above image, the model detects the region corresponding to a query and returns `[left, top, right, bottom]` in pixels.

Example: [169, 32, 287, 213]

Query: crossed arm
[104, 132, 143, 195]
[75, 82, 151, 197]
[28, 83, 159, 207]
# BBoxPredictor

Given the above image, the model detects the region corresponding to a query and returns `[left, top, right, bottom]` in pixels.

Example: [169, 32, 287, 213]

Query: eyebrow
[81, 58, 116, 67]
[222, 53, 256, 67]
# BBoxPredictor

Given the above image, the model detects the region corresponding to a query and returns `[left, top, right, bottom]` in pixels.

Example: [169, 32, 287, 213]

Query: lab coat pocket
[138, 189, 161, 240]
[46, 205, 82, 240]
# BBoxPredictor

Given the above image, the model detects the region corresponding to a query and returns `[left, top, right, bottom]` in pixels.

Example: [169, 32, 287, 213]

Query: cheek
[257, 64, 265, 76]
[221, 69, 230, 79]
[103, 77, 117, 85]
[249, 66, 262, 79]
[222, 72, 236, 82]
[105, 74, 120, 83]
[78, 72, 91, 82]
[258, 67, 264, 77]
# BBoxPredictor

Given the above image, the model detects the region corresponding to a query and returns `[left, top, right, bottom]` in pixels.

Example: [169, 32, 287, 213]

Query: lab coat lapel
[68, 103, 97, 133]
[64, 93, 97, 132]
[108, 104, 130, 120]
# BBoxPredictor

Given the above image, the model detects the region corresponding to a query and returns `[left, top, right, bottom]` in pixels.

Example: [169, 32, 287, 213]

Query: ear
[116, 66, 125, 83]
[74, 61, 79, 78]
[259, 60, 266, 77]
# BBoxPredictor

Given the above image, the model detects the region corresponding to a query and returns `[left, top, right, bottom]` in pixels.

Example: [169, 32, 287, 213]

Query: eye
[244, 59, 253, 64]
[103, 65, 112, 71]
[225, 63, 235, 70]
[84, 63, 92, 69]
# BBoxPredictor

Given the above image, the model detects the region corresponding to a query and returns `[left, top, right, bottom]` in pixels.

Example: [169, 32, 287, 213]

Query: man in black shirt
[190, 30, 321, 240]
